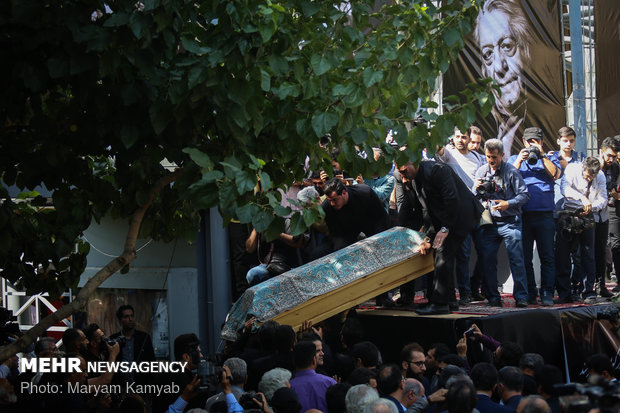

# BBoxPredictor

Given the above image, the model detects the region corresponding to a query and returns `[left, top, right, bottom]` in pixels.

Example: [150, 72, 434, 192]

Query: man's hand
[611, 189, 620, 200]
[221, 366, 233, 394]
[298, 320, 313, 334]
[491, 199, 509, 212]
[320, 170, 329, 182]
[417, 240, 432, 255]
[181, 375, 201, 402]
[433, 229, 448, 249]
[581, 200, 592, 215]
[427, 388, 448, 404]
[243, 317, 256, 334]
[456, 337, 467, 357]
[107, 342, 120, 359]
[471, 323, 483, 339]
[255, 392, 274, 413]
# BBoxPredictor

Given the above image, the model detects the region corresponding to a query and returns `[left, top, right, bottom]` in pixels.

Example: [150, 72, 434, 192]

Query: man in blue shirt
[509, 127, 561, 306]
[474, 139, 530, 307]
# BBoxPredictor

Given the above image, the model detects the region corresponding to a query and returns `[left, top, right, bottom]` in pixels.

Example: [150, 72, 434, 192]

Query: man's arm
[428, 164, 460, 231]
[245, 229, 259, 253]
[87, 343, 120, 387]
[506, 167, 530, 208]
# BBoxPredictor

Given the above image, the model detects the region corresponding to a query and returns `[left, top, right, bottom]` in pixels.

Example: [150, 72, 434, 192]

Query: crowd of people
[3, 125, 620, 413]
[2, 306, 619, 413]
[243, 125, 620, 315]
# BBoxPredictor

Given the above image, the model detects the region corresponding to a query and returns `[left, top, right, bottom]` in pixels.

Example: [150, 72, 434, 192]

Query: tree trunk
[0, 168, 185, 361]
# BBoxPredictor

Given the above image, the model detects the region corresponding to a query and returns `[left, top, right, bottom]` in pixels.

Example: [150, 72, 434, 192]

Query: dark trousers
[427, 233, 466, 305]
[556, 223, 596, 298]
[522, 212, 556, 299]
[611, 211, 620, 276]
[595, 220, 609, 285]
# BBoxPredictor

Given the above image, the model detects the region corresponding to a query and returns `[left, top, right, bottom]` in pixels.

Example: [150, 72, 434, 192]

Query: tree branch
[0, 168, 186, 361]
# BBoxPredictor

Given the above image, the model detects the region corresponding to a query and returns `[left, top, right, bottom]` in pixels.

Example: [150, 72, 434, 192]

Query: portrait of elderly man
[475, 0, 533, 154]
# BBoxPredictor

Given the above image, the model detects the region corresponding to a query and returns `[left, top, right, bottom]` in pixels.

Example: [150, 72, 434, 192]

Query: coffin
[221, 227, 433, 341]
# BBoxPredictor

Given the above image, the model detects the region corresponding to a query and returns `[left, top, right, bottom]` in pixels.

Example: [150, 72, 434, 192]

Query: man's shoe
[459, 294, 472, 305]
[527, 297, 538, 305]
[515, 300, 528, 308]
[487, 299, 503, 307]
[571, 293, 582, 303]
[471, 292, 486, 301]
[449, 301, 460, 312]
[554, 296, 572, 304]
[583, 296, 597, 304]
[541, 297, 553, 306]
[415, 303, 451, 315]
[599, 285, 614, 298]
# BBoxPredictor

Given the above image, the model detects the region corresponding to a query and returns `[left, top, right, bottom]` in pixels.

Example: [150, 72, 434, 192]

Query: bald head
[517, 395, 551, 413]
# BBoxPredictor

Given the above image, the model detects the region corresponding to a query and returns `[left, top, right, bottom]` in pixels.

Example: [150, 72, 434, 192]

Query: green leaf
[303, 208, 318, 227]
[235, 170, 256, 195]
[202, 170, 224, 183]
[120, 125, 139, 149]
[260, 69, 271, 92]
[252, 210, 274, 232]
[443, 27, 460, 47]
[289, 212, 307, 236]
[183, 148, 213, 169]
[311, 54, 332, 76]
[264, 216, 285, 242]
[259, 22, 276, 42]
[259, 171, 272, 190]
[351, 127, 368, 145]
[311, 112, 338, 138]
[274, 82, 300, 99]
[236, 203, 258, 224]
[275, 205, 292, 217]
[362, 67, 383, 88]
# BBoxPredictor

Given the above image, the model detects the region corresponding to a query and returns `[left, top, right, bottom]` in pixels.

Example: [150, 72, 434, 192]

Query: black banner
[444, 0, 565, 154]
[594, 0, 620, 144]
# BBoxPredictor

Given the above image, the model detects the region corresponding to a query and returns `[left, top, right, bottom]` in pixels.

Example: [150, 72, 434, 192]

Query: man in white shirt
[555, 157, 607, 303]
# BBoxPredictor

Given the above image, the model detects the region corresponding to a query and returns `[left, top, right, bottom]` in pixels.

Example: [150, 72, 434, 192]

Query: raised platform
[356, 293, 620, 381]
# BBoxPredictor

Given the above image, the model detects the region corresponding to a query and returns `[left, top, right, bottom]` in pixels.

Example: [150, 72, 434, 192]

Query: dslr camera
[476, 177, 497, 200]
[524, 146, 542, 165]
[557, 207, 595, 241]
[105, 336, 126, 346]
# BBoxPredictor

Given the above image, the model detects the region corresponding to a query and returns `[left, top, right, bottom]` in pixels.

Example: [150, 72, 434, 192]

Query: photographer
[555, 157, 606, 303]
[510, 127, 562, 306]
[600, 137, 620, 294]
[474, 139, 530, 308]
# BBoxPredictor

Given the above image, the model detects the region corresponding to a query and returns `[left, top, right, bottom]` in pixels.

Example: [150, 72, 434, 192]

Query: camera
[555, 377, 620, 413]
[239, 391, 262, 410]
[476, 177, 497, 199]
[525, 146, 542, 165]
[464, 327, 475, 338]
[105, 336, 126, 346]
[557, 208, 595, 241]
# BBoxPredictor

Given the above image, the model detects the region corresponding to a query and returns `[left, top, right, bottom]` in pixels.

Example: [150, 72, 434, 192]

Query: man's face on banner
[479, 10, 525, 113]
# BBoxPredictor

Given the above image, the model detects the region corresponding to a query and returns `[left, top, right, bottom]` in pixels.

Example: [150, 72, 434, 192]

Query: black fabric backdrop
[594, 0, 620, 143]
[443, 0, 565, 154]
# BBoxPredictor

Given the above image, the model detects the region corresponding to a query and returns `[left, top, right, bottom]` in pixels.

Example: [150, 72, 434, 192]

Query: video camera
[476, 177, 497, 200]
[197, 356, 224, 395]
[555, 377, 620, 413]
[557, 207, 595, 241]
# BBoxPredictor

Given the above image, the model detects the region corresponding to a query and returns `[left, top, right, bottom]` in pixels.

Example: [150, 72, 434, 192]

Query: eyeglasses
[408, 360, 426, 367]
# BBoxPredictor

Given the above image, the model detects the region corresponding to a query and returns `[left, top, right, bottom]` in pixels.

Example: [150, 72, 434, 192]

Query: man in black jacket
[110, 304, 156, 385]
[321, 178, 389, 252]
[397, 160, 483, 315]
